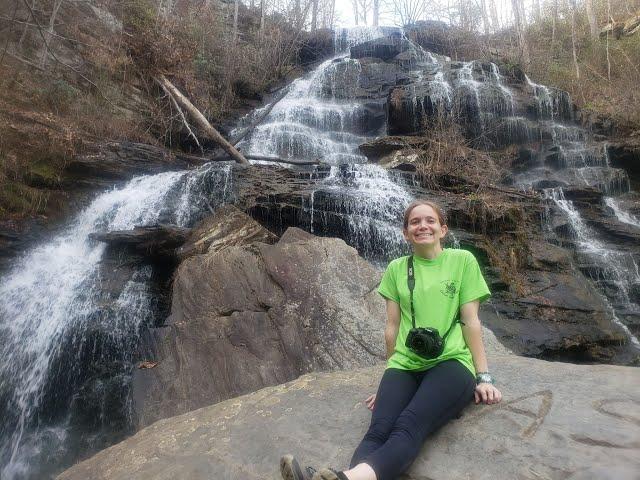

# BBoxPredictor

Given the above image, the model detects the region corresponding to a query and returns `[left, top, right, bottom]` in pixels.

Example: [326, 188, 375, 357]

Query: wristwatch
[475, 372, 494, 385]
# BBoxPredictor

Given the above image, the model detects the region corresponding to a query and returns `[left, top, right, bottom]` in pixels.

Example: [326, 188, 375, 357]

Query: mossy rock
[26, 159, 63, 188]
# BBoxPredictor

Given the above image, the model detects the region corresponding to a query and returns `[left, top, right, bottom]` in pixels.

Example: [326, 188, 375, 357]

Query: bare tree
[311, 0, 318, 31]
[357, 0, 373, 25]
[351, 0, 359, 25]
[551, 0, 558, 49]
[391, 0, 427, 26]
[233, 0, 239, 43]
[39, 0, 63, 68]
[533, 0, 541, 22]
[478, 0, 491, 34]
[606, 0, 611, 80]
[511, 0, 530, 66]
[488, 0, 499, 30]
[373, 0, 379, 26]
[585, 0, 599, 40]
[570, 0, 580, 79]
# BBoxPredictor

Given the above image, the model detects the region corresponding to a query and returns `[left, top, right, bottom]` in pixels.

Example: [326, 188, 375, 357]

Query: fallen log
[245, 154, 320, 166]
[154, 74, 250, 165]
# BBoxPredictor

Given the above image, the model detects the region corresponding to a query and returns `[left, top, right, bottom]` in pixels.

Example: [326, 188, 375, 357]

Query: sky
[332, 0, 521, 28]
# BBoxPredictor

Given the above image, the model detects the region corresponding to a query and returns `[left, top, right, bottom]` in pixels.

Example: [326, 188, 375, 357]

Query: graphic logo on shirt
[440, 280, 458, 298]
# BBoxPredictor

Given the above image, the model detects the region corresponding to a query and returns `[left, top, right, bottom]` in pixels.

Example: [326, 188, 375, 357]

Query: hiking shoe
[280, 455, 314, 480]
[311, 468, 349, 480]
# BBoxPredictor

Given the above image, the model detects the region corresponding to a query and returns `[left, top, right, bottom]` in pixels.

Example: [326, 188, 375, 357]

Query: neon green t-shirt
[377, 248, 490, 375]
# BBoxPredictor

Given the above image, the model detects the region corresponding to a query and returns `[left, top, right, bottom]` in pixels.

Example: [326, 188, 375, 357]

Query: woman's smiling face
[403, 204, 448, 247]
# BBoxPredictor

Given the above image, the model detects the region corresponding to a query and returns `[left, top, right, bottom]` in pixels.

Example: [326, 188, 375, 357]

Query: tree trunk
[479, 0, 490, 34]
[585, 0, 598, 40]
[373, 0, 379, 26]
[533, 0, 541, 22]
[511, 0, 530, 66]
[311, 0, 318, 31]
[352, 0, 359, 26]
[488, 0, 499, 30]
[18, 0, 37, 52]
[260, 0, 265, 35]
[233, 0, 239, 43]
[155, 75, 250, 165]
[39, 0, 63, 68]
[551, 0, 558, 48]
[605, 0, 611, 80]
[570, 0, 580, 79]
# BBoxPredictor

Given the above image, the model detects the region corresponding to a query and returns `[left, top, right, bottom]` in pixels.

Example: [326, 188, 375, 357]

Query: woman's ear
[402, 228, 409, 242]
[441, 224, 448, 237]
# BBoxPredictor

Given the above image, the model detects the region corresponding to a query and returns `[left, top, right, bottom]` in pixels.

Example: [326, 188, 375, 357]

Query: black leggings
[349, 360, 475, 480]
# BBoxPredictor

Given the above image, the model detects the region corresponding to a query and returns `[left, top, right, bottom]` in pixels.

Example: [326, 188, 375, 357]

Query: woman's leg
[359, 360, 475, 480]
[349, 368, 419, 469]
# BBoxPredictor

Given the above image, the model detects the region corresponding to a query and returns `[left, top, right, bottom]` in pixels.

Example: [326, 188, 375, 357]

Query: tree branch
[154, 74, 249, 165]
[158, 81, 204, 153]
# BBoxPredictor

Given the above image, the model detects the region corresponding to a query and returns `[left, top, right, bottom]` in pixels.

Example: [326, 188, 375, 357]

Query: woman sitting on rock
[280, 199, 502, 480]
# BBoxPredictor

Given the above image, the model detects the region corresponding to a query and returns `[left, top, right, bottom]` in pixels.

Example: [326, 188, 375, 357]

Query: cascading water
[544, 188, 640, 348]
[235, 32, 415, 260]
[605, 197, 640, 228]
[0, 164, 233, 479]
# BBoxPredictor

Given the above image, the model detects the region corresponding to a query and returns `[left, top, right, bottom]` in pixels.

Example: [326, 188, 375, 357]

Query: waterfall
[605, 197, 640, 228]
[545, 188, 640, 348]
[0, 165, 233, 479]
[236, 49, 414, 260]
[1, 27, 639, 479]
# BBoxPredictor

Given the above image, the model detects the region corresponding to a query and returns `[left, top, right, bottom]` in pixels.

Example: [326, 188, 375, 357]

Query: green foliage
[122, 0, 156, 34]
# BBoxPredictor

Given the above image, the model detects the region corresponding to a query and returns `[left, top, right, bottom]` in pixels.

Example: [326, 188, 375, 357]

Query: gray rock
[607, 142, 640, 185]
[133, 227, 386, 427]
[177, 204, 278, 260]
[58, 348, 640, 480]
[63, 142, 192, 190]
[358, 136, 423, 160]
[90, 225, 190, 261]
[350, 37, 412, 61]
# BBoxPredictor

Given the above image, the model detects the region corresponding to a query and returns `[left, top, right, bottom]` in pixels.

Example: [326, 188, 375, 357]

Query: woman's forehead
[408, 204, 438, 219]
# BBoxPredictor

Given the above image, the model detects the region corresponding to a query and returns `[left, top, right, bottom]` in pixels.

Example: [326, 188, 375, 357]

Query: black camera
[405, 327, 444, 359]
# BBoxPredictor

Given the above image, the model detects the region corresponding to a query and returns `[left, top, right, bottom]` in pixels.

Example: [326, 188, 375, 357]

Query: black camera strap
[407, 255, 461, 339]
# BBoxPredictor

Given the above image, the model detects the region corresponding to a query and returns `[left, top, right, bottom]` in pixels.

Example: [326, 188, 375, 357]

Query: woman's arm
[384, 298, 401, 360]
[460, 300, 502, 405]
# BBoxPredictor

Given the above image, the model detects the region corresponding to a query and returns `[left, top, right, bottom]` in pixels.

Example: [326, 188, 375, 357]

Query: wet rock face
[608, 142, 640, 189]
[59, 352, 640, 480]
[132, 226, 385, 427]
[63, 142, 194, 190]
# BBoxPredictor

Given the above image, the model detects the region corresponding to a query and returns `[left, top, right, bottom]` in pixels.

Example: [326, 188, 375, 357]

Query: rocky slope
[57, 332, 640, 480]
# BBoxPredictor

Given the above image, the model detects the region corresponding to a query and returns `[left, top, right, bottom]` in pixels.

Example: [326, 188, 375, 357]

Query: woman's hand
[475, 383, 502, 405]
[365, 393, 376, 411]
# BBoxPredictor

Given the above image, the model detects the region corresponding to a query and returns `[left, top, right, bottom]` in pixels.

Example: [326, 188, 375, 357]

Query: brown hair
[403, 200, 447, 229]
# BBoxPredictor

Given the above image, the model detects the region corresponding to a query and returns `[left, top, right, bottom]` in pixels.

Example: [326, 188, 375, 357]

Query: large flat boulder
[133, 227, 385, 427]
[59, 338, 640, 480]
